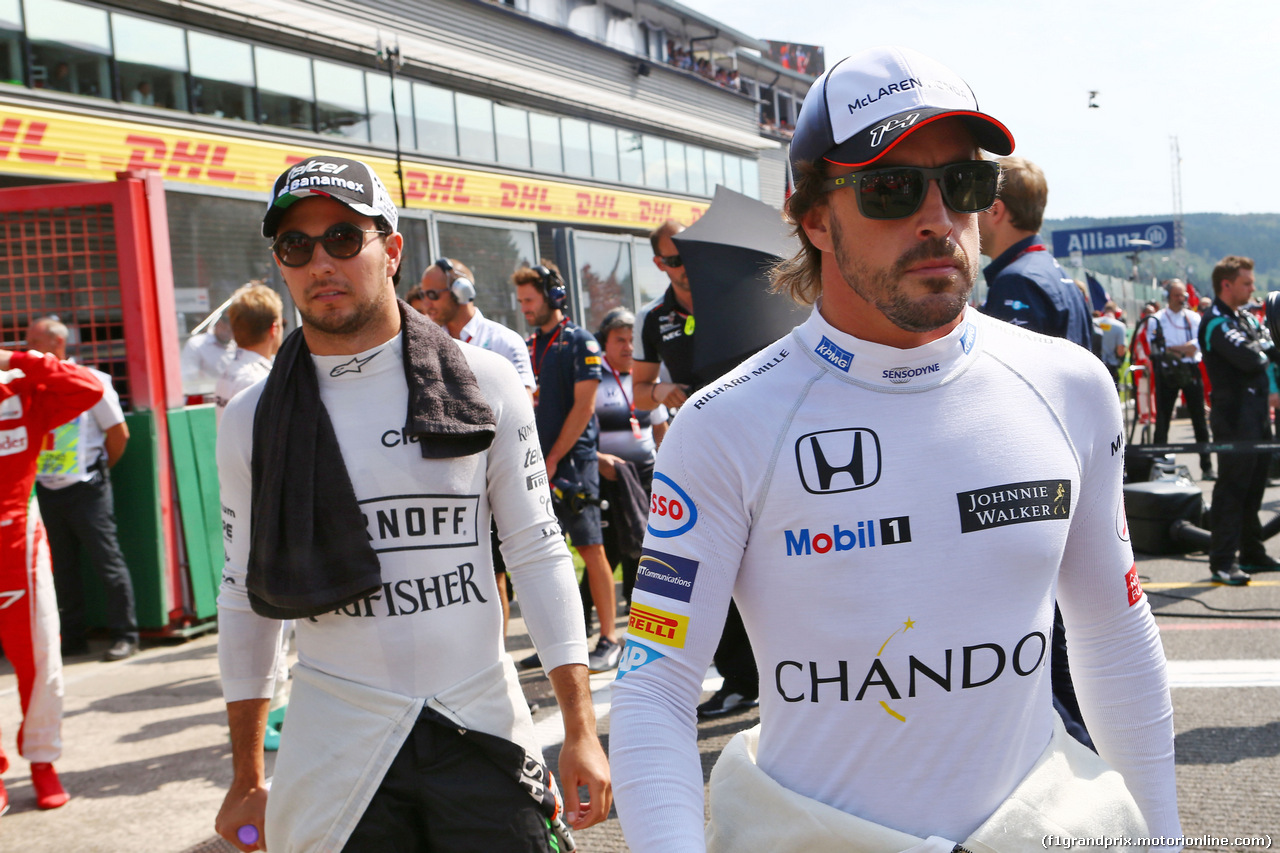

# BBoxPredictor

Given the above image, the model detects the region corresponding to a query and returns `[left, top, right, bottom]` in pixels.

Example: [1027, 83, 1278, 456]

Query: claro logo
[794, 428, 881, 494]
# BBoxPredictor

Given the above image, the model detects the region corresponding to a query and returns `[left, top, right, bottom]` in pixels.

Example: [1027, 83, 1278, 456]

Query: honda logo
[794, 428, 881, 494]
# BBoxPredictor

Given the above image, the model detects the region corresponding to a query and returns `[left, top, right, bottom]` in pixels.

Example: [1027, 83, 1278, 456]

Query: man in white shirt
[29, 318, 139, 664]
[1145, 279, 1213, 480]
[420, 257, 535, 396]
[214, 282, 284, 426]
[610, 46, 1179, 852]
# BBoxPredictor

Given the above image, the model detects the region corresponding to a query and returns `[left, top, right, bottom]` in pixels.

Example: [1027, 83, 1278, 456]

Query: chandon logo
[774, 617, 1048, 720]
[794, 428, 881, 494]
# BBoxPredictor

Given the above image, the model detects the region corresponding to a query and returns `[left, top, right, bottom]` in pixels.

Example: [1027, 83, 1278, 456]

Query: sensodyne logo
[957, 479, 1071, 533]
[795, 428, 881, 494]
[815, 336, 853, 372]
[883, 363, 940, 384]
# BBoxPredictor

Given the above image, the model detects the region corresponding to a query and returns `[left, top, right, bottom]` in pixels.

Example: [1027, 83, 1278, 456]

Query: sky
[680, 0, 1280, 221]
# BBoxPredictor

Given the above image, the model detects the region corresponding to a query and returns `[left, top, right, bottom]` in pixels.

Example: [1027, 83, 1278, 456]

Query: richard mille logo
[330, 351, 381, 377]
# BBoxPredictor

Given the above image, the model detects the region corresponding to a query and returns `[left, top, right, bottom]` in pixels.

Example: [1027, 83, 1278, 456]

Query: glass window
[455, 93, 495, 162]
[27, 0, 110, 99]
[112, 14, 188, 110]
[367, 73, 411, 149]
[529, 112, 562, 173]
[572, 233, 634, 333]
[704, 149, 725, 192]
[413, 82, 457, 157]
[494, 104, 531, 169]
[665, 140, 687, 193]
[618, 131, 644, 186]
[641, 134, 666, 189]
[0, 0, 22, 85]
[435, 218, 538, 335]
[561, 118, 591, 178]
[589, 124, 619, 182]
[254, 46, 314, 130]
[742, 157, 760, 199]
[633, 235, 667, 305]
[724, 154, 743, 192]
[310, 61, 367, 139]
[188, 31, 254, 121]
[686, 146, 707, 196]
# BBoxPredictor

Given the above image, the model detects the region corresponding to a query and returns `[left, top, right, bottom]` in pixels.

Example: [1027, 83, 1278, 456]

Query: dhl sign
[0, 103, 706, 228]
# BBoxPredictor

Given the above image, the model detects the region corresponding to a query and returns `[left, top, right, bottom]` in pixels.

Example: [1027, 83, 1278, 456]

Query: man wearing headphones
[515, 262, 623, 673]
[420, 258, 535, 395]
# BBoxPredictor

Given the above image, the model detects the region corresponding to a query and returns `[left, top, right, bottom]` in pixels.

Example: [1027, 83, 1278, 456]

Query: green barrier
[167, 405, 221, 620]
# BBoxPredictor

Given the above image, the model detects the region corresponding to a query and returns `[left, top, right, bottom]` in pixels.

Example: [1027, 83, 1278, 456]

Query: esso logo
[647, 472, 697, 538]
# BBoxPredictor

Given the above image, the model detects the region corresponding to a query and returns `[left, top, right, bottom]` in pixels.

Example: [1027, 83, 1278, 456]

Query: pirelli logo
[627, 604, 688, 648]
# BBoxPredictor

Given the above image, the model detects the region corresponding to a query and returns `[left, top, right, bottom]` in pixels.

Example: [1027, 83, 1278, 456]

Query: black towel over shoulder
[245, 301, 496, 619]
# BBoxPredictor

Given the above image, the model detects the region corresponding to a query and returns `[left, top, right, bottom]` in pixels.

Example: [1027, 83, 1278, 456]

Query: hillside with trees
[1044, 213, 1280, 293]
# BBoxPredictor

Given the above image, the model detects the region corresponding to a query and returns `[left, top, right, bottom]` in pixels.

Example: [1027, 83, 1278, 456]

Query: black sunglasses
[822, 160, 1001, 220]
[659, 254, 683, 268]
[423, 289, 447, 300]
[272, 222, 387, 267]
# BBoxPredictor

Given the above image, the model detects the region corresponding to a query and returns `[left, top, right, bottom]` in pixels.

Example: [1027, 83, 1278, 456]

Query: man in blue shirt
[516, 262, 623, 672]
[979, 157, 1091, 348]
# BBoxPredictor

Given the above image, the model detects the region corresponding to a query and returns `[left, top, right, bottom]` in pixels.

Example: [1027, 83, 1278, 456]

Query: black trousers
[342, 714, 555, 852]
[1153, 370, 1212, 472]
[714, 601, 758, 697]
[1209, 401, 1272, 570]
[36, 474, 138, 644]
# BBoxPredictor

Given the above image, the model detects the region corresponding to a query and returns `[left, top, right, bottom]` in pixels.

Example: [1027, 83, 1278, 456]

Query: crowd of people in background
[664, 40, 741, 91]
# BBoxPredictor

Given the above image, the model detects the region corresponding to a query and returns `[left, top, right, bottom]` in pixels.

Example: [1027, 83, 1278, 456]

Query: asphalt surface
[0, 420, 1276, 852]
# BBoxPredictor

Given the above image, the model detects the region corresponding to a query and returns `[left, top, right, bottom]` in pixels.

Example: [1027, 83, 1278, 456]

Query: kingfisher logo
[794, 428, 881, 494]
[882, 363, 940, 384]
[635, 548, 699, 602]
[615, 640, 666, 679]
[785, 516, 911, 556]
[628, 604, 688, 648]
[815, 336, 853, 372]
[957, 479, 1071, 533]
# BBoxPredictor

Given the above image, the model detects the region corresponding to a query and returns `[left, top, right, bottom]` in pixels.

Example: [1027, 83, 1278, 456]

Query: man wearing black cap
[611, 46, 1179, 851]
[214, 155, 608, 852]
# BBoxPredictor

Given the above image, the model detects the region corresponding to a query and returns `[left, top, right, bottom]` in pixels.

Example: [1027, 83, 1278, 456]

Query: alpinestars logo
[330, 352, 381, 377]
[795, 428, 881, 494]
[957, 479, 1070, 533]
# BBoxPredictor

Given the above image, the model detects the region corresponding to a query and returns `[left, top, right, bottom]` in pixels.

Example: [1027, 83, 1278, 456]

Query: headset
[434, 257, 475, 304]
[532, 264, 568, 311]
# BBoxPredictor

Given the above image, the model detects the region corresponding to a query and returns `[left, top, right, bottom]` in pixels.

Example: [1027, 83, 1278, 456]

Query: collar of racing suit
[794, 303, 983, 392]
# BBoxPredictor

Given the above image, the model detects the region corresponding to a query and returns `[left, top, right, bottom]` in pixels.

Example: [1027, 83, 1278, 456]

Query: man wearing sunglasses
[977, 157, 1092, 348]
[634, 219, 697, 411]
[215, 155, 608, 852]
[611, 47, 1179, 851]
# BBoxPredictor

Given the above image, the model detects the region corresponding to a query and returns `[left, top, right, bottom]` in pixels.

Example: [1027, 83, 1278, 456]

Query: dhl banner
[0, 103, 706, 228]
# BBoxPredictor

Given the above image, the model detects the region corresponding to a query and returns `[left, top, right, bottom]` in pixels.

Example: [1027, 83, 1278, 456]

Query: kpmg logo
[957, 479, 1071, 533]
[635, 548, 699, 602]
[794, 428, 881, 494]
[814, 336, 853, 372]
[959, 323, 976, 354]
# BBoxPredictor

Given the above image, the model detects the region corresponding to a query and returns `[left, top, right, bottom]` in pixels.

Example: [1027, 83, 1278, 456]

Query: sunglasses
[821, 160, 1001, 220]
[659, 254, 683, 268]
[423, 289, 447, 300]
[272, 222, 387, 267]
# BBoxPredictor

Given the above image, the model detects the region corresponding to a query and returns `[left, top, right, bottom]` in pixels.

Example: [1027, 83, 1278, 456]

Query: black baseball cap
[790, 46, 1014, 172]
[262, 155, 398, 238]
